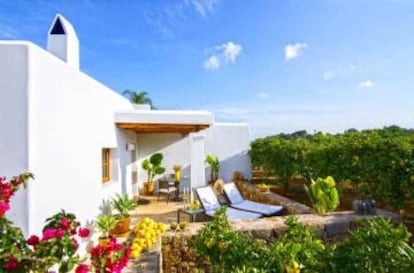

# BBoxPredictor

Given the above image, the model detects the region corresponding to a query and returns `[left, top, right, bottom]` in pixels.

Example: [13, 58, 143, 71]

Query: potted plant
[173, 164, 182, 183]
[206, 154, 220, 184]
[110, 194, 135, 236]
[142, 153, 166, 195]
[304, 176, 339, 215]
[96, 214, 117, 246]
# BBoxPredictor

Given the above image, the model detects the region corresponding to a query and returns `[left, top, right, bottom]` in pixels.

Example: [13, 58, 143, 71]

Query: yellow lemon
[131, 250, 141, 259]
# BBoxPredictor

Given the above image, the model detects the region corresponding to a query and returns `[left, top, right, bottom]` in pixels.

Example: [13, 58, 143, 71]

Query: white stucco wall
[204, 123, 252, 181]
[26, 42, 134, 235]
[0, 42, 30, 233]
[0, 41, 134, 235]
[135, 123, 251, 191]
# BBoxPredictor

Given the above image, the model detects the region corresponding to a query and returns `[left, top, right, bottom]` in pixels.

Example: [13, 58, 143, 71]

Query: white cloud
[358, 80, 375, 88]
[204, 55, 220, 70]
[0, 24, 18, 39]
[204, 41, 242, 70]
[257, 92, 269, 99]
[216, 41, 243, 63]
[188, 0, 218, 17]
[284, 43, 308, 60]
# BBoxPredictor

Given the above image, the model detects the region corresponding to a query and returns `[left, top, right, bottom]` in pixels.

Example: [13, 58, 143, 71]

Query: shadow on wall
[205, 150, 251, 183]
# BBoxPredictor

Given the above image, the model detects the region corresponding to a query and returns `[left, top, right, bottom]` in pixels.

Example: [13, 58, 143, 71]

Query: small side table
[177, 208, 205, 223]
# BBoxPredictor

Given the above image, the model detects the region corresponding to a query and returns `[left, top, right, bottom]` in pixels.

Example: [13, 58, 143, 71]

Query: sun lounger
[195, 186, 263, 220]
[223, 182, 284, 216]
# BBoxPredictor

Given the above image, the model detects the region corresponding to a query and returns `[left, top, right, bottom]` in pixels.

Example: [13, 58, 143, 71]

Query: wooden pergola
[116, 123, 210, 134]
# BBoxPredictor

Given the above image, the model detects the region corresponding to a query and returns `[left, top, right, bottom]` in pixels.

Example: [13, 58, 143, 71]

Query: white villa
[0, 14, 251, 236]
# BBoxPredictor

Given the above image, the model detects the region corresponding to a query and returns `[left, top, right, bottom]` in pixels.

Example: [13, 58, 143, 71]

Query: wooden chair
[157, 179, 177, 204]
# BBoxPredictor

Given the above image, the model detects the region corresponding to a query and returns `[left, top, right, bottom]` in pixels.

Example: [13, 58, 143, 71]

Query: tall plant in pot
[142, 153, 166, 195]
[206, 154, 220, 184]
[96, 214, 117, 246]
[110, 194, 135, 237]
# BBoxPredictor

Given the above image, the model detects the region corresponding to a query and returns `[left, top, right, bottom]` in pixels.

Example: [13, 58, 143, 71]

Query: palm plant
[111, 194, 135, 219]
[206, 154, 220, 183]
[96, 214, 117, 239]
[122, 89, 153, 108]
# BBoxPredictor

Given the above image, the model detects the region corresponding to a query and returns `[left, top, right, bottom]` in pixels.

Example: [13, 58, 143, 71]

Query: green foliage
[122, 89, 153, 107]
[304, 176, 340, 214]
[43, 210, 79, 232]
[141, 152, 166, 183]
[194, 211, 414, 273]
[335, 217, 414, 273]
[270, 216, 335, 273]
[250, 137, 308, 192]
[193, 207, 271, 273]
[250, 126, 414, 208]
[96, 214, 117, 238]
[206, 154, 220, 182]
[111, 194, 135, 219]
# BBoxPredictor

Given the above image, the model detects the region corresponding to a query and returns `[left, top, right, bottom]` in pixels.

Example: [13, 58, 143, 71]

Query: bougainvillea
[90, 237, 131, 273]
[0, 173, 132, 273]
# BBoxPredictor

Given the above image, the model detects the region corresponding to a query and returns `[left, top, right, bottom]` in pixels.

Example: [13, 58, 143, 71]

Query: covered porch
[115, 109, 214, 200]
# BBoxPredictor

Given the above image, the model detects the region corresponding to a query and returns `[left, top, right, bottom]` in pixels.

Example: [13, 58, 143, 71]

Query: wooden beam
[116, 123, 210, 134]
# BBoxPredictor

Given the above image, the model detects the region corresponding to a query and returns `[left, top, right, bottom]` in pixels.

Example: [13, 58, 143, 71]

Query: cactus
[304, 176, 339, 215]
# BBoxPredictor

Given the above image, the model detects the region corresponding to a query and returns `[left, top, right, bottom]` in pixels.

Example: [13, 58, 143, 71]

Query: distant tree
[345, 128, 359, 133]
[122, 90, 153, 108]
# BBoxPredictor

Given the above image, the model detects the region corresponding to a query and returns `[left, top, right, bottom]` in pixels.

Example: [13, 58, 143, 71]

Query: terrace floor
[131, 195, 189, 224]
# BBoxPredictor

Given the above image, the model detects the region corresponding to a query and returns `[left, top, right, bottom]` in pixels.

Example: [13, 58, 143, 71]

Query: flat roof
[115, 109, 214, 134]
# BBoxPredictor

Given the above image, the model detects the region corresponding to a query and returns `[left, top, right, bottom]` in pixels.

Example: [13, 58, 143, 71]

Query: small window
[102, 148, 111, 183]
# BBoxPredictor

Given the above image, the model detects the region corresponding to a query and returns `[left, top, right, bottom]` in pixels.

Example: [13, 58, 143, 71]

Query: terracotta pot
[99, 237, 111, 247]
[110, 217, 131, 237]
[143, 182, 155, 195]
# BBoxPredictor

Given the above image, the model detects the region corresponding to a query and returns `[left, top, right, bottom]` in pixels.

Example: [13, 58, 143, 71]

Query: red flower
[60, 217, 71, 230]
[0, 201, 10, 217]
[0, 183, 13, 201]
[27, 235, 40, 246]
[55, 228, 65, 239]
[4, 256, 19, 271]
[42, 228, 56, 241]
[75, 264, 89, 273]
[78, 227, 90, 238]
[71, 238, 79, 250]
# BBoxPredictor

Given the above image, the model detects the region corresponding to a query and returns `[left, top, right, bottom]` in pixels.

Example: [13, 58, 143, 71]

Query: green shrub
[193, 207, 271, 273]
[250, 126, 414, 209]
[194, 209, 414, 273]
[335, 217, 414, 273]
[304, 176, 340, 214]
[269, 216, 335, 273]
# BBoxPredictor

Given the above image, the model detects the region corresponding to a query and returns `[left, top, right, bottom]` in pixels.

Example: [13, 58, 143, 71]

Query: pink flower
[75, 264, 89, 273]
[27, 235, 40, 246]
[4, 256, 19, 271]
[0, 201, 10, 217]
[78, 227, 90, 238]
[55, 228, 65, 239]
[60, 217, 71, 230]
[42, 228, 56, 240]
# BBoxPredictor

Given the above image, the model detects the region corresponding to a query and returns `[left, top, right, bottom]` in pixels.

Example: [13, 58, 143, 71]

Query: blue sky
[1, 0, 413, 138]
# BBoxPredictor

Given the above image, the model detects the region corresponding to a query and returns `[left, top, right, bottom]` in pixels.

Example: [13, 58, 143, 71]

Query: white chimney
[47, 14, 79, 70]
